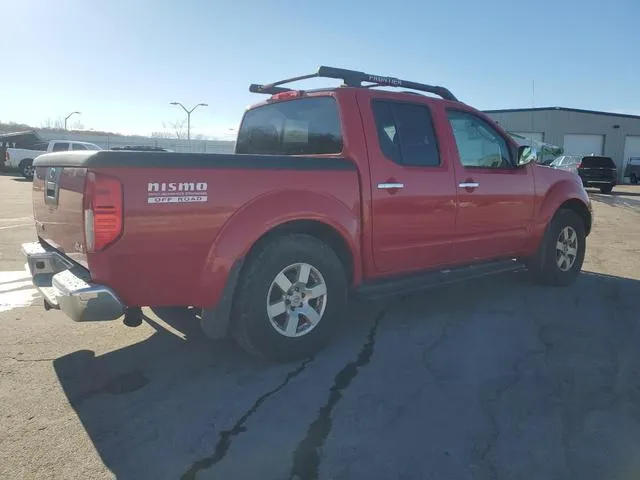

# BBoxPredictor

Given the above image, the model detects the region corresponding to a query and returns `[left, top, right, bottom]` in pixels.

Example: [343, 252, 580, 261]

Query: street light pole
[64, 111, 81, 130]
[169, 102, 208, 150]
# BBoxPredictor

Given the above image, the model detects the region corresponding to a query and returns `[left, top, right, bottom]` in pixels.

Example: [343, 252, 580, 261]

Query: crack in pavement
[467, 292, 548, 479]
[3, 356, 58, 363]
[474, 347, 545, 480]
[516, 288, 626, 479]
[287, 299, 401, 480]
[181, 356, 314, 480]
[420, 312, 457, 386]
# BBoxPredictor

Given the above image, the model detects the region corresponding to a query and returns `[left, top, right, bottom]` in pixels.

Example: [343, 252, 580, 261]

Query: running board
[354, 259, 525, 299]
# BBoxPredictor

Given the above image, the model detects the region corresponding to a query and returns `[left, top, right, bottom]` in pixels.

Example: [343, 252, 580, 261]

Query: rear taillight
[83, 172, 123, 252]
[577, 162, 583, 169]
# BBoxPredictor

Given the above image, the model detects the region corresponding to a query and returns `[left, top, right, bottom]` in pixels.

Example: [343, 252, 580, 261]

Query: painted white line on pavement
[0, 270, 31, 284]
[0, 224, 32, 230]
[0, 280, 33, 293]
[0, 216, 33, 223]
[0, 270, 40, 313]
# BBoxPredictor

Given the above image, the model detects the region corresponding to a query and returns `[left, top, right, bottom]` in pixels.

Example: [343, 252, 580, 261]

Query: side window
[447, 110, 512, 169]
[71, 143, 87, 150]
[372, 100, 440, 167]
[51, 142, 70, 152]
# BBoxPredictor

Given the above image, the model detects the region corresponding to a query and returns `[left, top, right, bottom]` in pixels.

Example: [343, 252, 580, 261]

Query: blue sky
[2, 0, 638, 139]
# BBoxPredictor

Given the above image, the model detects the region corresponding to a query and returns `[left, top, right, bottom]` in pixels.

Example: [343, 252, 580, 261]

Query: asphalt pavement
[1, 170, 639, 480]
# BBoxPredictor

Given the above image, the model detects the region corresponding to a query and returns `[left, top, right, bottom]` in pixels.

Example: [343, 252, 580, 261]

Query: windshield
[236, 97, 343, 155]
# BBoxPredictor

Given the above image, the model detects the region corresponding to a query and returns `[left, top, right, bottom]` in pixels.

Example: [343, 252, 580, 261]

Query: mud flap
[200, 258, 244, 340]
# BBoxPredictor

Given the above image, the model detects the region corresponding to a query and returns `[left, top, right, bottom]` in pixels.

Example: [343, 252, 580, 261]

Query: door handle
[377, 183, 405, 190]
[458, 182, 480, 188]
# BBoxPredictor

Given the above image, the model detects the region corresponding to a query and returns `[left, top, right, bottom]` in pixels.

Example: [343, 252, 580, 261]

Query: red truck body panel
[34, 156, 360, 308]
[30, 86, 591, 312]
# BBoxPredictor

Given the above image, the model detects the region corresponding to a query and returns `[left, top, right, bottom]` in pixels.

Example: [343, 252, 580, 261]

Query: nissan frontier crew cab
[22, 66, 592, 362]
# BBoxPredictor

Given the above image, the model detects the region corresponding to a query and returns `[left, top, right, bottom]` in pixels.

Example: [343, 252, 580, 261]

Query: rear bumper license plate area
[21, 242, 125, 322]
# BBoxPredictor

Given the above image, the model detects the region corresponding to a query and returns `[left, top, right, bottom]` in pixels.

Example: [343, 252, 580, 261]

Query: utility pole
[169, 102, 208, 150]
[65, 111, 81, 130]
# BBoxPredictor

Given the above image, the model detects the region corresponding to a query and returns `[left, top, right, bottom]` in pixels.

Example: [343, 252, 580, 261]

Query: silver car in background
[550, 155, 583, 173]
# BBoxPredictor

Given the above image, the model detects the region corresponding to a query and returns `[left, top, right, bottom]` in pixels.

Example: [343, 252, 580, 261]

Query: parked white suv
[5, 140, 102, 179]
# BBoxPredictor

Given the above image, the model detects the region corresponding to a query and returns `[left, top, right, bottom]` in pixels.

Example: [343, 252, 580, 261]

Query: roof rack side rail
[317, 66, 457, 101]
[249, 66, 458, 101]
[249, 84, 291, 95]
[250, 72, 320, 95]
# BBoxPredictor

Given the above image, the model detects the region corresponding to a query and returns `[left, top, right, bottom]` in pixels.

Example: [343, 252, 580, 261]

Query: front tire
[527, 209, 586, 286]
[600, 184, 613, 194]
[231, 234, 347, 362]
[19, 159, 34, 180]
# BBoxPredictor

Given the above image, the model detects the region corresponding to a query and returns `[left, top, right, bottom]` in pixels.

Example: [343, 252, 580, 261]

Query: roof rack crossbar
[249, 66, 458, 101]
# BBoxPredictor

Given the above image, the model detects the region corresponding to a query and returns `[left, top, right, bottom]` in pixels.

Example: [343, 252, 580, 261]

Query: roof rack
[249, 66, 458, 101]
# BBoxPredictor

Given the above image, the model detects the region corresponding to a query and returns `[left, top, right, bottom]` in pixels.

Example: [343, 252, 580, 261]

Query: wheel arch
[198, 189, 361, 309]
[557, 198, 592, 236]
[199, 208, 360, 341]
[243, 219, 355, 285]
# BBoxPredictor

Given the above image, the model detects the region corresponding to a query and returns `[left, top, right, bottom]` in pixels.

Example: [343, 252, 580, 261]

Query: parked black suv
[551, 155, 617, 194]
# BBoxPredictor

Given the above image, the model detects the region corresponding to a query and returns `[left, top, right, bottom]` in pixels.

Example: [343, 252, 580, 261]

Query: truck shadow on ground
[589, 191, 640, 210]
[53, 271, 640, 480]
[0, 170, 24, 179]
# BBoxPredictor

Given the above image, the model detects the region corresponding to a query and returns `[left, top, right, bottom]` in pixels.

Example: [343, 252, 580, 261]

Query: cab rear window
[236, 96, 343, 155]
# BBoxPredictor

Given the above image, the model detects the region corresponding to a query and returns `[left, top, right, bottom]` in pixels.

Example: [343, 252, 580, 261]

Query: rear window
[581, 156, 616, 168]
[51, 142, 69, 152]
[236, 96, 343, 155]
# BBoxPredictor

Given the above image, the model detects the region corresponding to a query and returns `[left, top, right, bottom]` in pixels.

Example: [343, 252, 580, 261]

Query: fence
[35, 131, 236, 154]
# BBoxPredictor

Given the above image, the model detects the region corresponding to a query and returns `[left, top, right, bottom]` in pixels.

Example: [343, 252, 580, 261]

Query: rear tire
[600, 184, 613, 194]
[526, 209, 586, 287]
[231, 234, 347, 362]
[19, 159, 34, 180]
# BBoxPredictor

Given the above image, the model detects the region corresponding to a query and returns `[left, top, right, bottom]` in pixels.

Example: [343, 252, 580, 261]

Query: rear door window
[51, 142, 70, 152]
[581, 156, 615, 168]
[71, 143, 88, 151]
[371, 100, 440, 167]
[236, 96, 343, 155]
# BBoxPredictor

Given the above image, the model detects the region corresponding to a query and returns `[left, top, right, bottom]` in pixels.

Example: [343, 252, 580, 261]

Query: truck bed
[32, 150, 360, 308]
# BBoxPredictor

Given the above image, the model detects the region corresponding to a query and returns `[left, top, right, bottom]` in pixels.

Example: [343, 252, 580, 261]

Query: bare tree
[151, 119, 188, 139]
[151, 130, 174, 139]
[40, 117, 65, 130]
[70, 120, 85, 131]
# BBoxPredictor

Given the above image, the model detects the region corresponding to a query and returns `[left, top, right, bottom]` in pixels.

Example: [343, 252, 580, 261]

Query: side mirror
[517, 145, 538, 167]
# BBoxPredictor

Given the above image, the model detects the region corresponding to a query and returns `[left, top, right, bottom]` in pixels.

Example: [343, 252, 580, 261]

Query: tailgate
[579, 166, 616, 180]
[33, 160, 88, 267]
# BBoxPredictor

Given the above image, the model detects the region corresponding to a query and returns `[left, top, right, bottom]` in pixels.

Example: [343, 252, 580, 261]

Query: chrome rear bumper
[21, 242, 125, 322]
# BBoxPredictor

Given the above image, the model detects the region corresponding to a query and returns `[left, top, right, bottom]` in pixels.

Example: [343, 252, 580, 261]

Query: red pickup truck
[23, 67, 592, 361]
